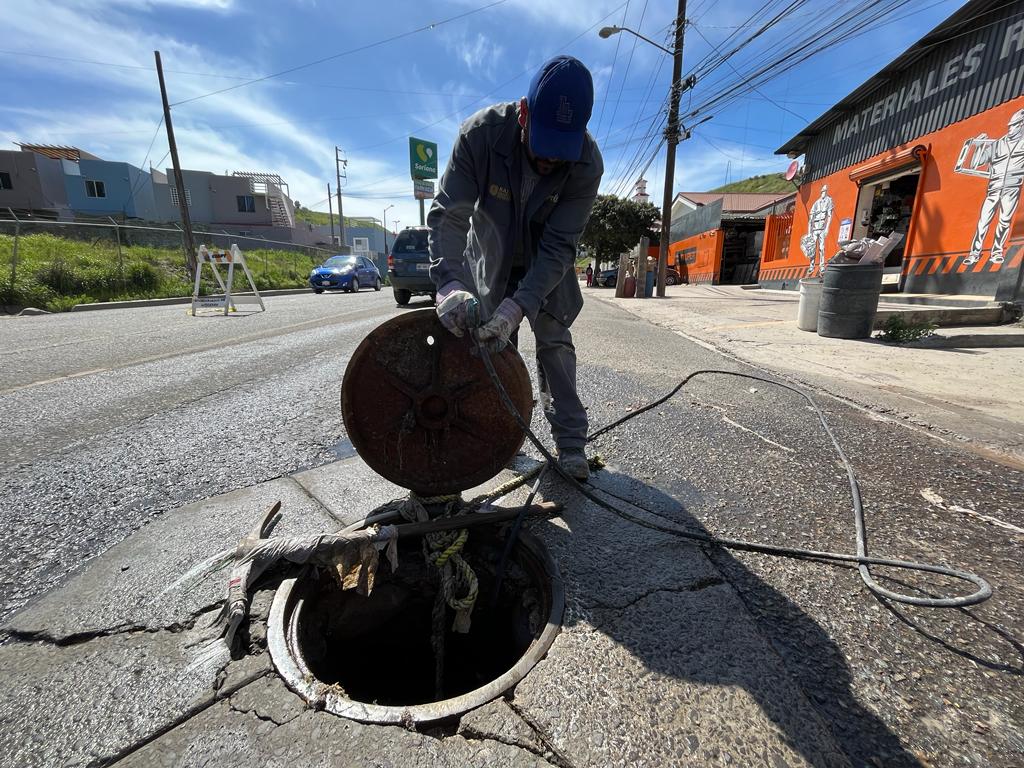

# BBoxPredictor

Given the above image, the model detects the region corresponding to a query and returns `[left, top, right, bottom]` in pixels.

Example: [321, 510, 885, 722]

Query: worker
[428, 55, 603, 480]
[585, 263, 594, 287]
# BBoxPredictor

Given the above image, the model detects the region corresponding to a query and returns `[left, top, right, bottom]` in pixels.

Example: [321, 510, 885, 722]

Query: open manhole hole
[268, 524, 563, 724]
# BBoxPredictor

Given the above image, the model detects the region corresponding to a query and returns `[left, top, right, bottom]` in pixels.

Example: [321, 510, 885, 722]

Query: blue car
[309, 255, 382, 294]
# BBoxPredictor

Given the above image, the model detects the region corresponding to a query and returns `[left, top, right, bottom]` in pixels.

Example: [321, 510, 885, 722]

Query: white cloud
[0, 0, 385, 214]
[452, 0, 632, 31]
[444, 31, 505, 81]
[68, 0, 236, 10]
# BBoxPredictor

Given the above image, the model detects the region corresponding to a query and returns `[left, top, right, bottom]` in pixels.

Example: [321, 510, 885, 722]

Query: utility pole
[383, 204, 394, 255]
[335, 147, 347, 251]
[155, 51, 197, 278]
[656, 0, 686, 298]
[327, 183, 335, 246]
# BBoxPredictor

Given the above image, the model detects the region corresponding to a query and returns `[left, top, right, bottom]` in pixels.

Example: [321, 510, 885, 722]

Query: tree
[581, 195, 660, 269]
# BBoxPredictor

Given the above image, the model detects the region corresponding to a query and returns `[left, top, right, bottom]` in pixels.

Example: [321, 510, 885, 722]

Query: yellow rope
[434, 528, 468, 567]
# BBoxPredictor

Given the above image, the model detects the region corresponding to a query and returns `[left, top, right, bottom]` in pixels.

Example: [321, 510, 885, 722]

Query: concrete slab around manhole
[512, 584, 851, 767]
[115, 674, 558, 768]
[291, 455, 409, 527]
[291, 454, 540, 527]
[0, 628, 270, 768]
[3, 476, 338, 641]
[0, 452, 862, 766]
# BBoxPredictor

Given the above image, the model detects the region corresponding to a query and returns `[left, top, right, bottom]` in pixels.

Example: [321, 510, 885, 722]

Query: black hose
[489, 465, 548, 609]
[476, 349, 992, 609]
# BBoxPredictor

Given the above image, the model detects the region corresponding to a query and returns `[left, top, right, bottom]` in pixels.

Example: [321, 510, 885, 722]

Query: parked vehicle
[597, 265, 680, 288]
[309, 254, 382, 294]
[388, 226, 436, 306]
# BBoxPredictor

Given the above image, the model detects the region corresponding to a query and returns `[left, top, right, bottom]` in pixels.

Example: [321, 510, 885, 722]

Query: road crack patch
[584, 577, 726, 613]
[505, 699, 580, 768]
[2, 602, 222, 647]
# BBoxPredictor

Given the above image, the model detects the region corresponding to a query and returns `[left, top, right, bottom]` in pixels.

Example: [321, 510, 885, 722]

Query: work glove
[436, 282, 478, 338]
[474, 298, 523, 354]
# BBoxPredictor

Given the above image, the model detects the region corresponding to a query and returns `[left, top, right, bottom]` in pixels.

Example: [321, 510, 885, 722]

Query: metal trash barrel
[797, 278, 823, 332]
[817, 263, 883, 339]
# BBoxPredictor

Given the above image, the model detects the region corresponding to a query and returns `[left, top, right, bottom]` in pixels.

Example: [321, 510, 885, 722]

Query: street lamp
[383, 204, 394, 254]
[599, 0, 687, 298]
[598, 26, 673, 54]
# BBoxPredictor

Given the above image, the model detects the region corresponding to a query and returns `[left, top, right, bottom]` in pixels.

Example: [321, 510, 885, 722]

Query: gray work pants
[529, 311, 588, 450]
[504, 272, 587, 450]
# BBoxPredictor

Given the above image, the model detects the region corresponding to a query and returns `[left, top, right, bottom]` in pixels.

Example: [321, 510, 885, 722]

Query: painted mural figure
[802, 185, 834, 273]
[958, 109, 1024, 266]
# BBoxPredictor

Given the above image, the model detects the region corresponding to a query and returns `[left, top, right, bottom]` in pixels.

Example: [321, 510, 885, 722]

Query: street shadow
[525, 465, 923, 768]
[855, 338, 988, 354]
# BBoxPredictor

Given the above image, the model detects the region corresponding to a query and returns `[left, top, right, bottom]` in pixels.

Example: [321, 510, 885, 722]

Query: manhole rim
[267, 527, 564, 724]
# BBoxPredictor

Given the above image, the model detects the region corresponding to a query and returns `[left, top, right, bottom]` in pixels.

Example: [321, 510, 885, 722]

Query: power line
[683, 0, 915, 124]
[3, 48, 502, 100]
[594, 0, 631, 139]
[688, 21, 810, 122]
[120, 116, 165, 212]
[600, 0, 650, 146]
[346, 1, 630, 154]
[170, 0, 511, 107]
[602, 23, 670, 192]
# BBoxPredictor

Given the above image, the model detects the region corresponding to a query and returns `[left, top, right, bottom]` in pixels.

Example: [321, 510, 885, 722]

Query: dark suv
[388, 227, 436, 306]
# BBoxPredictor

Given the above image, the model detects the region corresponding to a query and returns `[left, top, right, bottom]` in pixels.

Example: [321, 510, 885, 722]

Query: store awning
[849, 144, 928, 185]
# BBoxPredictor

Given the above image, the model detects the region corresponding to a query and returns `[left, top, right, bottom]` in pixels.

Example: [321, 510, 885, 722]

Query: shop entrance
[852, 169, 921, 290]
[720, 222, 764, 285]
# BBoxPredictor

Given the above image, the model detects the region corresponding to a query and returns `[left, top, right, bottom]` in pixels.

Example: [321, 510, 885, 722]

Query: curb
[69, 288, 312, 312]
[908, 332, 1024, 349]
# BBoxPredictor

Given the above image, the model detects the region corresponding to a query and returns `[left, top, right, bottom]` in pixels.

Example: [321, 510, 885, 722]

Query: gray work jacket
[427, 102, 603, 326]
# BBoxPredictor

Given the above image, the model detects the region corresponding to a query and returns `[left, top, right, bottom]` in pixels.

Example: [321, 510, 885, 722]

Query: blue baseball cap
[526, 56, 594, 162]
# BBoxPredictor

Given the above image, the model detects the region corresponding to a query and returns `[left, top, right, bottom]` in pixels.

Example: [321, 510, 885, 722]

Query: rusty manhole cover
[341, 309, 533, 495]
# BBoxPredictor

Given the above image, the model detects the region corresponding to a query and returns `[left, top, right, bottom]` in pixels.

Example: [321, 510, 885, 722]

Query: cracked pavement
[1, 291, 1021, 766]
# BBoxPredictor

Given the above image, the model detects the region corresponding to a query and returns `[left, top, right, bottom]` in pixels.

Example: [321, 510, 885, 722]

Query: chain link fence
[0, 211, 338, 311]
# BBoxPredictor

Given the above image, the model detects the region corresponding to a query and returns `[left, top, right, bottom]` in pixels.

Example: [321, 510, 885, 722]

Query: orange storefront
[764, 0, 1024, 301]
[669, 229, 724, 285]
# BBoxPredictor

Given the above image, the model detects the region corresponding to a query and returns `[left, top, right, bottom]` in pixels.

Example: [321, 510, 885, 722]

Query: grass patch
[0, 232, 327, 310]
[875, 314, 938, 344]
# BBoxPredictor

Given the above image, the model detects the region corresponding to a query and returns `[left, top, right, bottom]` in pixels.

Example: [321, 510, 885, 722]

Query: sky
[1, 0, 969, 229]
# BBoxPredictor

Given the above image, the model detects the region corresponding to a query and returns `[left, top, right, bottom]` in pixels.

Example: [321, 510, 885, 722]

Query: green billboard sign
[409, 137, 438, 180]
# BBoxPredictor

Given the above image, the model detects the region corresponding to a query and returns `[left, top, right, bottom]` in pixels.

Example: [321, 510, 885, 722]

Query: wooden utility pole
[335, 147, 347, 251]
[327, 183, 335, 246]
[635, 236, 649, 298]
[614, 248, 631, 298]
[656, 0, 687, 298]
[154, 51, 197, 278]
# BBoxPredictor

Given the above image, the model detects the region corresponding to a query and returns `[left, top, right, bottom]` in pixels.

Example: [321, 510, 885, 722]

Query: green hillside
[294, 207, 383, 230]
[710, 173, 793, 194]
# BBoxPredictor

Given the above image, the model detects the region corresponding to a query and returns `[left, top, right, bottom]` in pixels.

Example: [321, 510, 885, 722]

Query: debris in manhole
[269, 525, 564, 724]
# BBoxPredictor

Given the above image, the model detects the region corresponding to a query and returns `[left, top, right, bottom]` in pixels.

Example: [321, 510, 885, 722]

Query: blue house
[63, 158, 158, 219]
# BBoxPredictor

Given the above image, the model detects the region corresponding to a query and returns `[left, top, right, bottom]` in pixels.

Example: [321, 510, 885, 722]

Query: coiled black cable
[477, 348, 992, 609]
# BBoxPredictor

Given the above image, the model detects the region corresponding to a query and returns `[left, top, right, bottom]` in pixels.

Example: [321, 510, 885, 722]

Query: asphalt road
[1, 289, 1022, 766]
[0, 291, 423, 620]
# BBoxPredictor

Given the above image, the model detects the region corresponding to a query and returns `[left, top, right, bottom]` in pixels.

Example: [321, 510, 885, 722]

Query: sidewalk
[0, 454, 850, 767]
[597, 284, 1024, 466]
